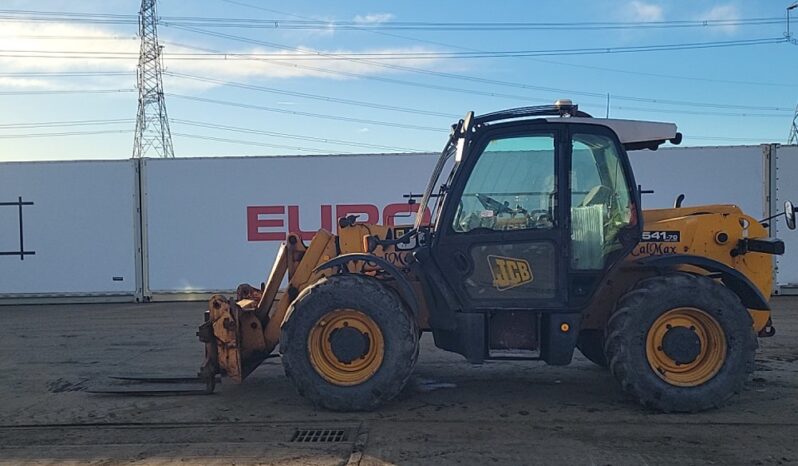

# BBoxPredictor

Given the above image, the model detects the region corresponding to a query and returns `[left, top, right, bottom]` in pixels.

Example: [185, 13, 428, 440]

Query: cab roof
[470, 101, 682, 151]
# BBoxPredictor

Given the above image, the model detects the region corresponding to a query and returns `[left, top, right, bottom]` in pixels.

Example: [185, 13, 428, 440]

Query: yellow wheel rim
[646, 307, 727, 387]
[308, 309, 385, 386]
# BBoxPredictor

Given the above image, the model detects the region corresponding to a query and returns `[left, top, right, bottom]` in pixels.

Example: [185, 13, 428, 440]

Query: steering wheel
[475, 193, 512, 215]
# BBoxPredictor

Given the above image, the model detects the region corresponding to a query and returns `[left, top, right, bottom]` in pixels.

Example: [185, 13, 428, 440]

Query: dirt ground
[0, 297, 797, 465]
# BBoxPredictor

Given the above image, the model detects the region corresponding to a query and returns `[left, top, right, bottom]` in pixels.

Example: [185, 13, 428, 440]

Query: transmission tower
[133, 0, 174, 158]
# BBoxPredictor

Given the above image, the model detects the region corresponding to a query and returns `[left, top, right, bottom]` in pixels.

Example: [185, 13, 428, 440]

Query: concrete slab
[1, 298, 796, 465]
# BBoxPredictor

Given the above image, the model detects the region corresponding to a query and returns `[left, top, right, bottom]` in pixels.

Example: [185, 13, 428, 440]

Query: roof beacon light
[554, 99, 576, 117]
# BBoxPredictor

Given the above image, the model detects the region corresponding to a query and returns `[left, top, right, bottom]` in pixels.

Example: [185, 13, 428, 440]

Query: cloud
[0, 22, 138, 74]
[358, 127, 369, 133]
[699, 4, 740, 34]
[627, 1, 664, 22]
[0, 21, 445, 92]
[0, 77, 54, 88]
[353, 13, 395, 25]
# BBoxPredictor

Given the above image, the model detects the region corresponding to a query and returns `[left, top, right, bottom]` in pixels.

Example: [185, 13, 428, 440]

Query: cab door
[431, 126, 568, 311]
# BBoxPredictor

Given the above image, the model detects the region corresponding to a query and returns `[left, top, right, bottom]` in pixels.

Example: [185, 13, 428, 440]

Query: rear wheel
[281, 274, 419, 411]
[605, 273, 756, 412]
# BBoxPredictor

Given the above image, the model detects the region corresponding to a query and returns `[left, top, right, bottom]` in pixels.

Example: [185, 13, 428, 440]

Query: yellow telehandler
[186, 101, 792, 412]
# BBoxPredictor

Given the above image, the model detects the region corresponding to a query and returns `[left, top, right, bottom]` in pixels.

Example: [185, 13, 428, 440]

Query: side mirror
[786, 200, 796, 230]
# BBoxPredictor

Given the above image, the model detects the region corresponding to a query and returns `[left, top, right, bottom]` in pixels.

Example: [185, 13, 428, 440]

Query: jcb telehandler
[195, 101, 793, 412]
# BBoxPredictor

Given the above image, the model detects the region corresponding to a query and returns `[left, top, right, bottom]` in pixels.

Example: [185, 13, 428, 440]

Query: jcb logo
[488, 255, 534, 291]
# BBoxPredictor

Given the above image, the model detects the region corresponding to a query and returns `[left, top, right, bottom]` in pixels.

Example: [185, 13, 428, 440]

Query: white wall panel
[2, 144, 789, 299]
[775, 145, 798, 289]
[144, 147, 774, 294]
[142, 154, 438, 293]
[0, 160, 138, 296]
[629, 145, 765, 217]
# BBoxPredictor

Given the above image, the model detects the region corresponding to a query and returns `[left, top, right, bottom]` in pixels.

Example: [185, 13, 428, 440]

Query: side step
[89, 376, 219, 396]
[486, 349, 541, 361]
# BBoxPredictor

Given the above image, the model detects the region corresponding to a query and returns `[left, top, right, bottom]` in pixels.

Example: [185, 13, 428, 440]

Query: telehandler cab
[193, 100, 792, 412]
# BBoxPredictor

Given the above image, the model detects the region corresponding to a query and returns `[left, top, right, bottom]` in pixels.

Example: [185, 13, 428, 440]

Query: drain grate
[291, 428, 349, 443]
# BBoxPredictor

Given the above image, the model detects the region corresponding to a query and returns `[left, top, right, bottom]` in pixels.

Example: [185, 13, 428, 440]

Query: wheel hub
[328, 326, 371, 364]
[645, 307, 727, 387]
[307, 309, 385, 386]
[661, 326, 702, 365]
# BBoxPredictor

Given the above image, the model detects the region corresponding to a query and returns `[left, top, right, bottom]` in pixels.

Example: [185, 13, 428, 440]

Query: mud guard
[636, 254, 770, 310]
[314, 253, 419, 316]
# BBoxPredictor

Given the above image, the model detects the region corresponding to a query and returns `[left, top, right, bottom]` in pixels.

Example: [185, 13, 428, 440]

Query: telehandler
[192, 100, 792, 412]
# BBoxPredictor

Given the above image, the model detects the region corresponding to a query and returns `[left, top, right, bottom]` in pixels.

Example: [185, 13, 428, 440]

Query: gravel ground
[0, 297, 796, 465]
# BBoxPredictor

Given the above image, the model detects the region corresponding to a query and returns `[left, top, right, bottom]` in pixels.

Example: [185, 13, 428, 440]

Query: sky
[1, 0, 797, 161]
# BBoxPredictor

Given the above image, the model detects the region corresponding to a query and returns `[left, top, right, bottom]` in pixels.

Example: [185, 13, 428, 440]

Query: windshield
[413, 139, 458, 229]
[452, 134, 556, 233]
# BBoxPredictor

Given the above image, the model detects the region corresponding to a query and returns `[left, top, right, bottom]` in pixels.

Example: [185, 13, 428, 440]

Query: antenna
[787, 3, 798, 144]
[133, 0, 174, 158]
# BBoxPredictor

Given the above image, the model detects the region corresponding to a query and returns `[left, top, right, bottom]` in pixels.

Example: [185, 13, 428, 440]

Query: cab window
[452, 134, 556, 233]
[570, 133, 634, 269]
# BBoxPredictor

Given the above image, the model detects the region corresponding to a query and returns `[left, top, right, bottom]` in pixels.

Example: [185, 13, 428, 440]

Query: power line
[221, 0, 797, 90]
[158, 38, 555, 104]
[0, 8, 783, 31]
[163, 17, 784, 32]
[0, 118, 133, 128]
[687, 135, 785, 142]
[171, 118, 424, 152]
[0, 11, 136, 25]
[0, 6, 786, 152]
[172, 132, 356, 154]
[0, 9, 134, 19]
[0, 50, 140, 58]
[167, 94, 447, 133]
[0, 129, 132, 138]
[164, 23, 792, 118]
[161, 15, 784, 30]
[4, 7, 789, 86]
[0, 89, 135, 95]
[527, 57, 798, 89]
[0, 34, 137, 40]
[611, 105, 789, 118]
[170, 26, 790, 113]
[0, 36, 787, 60]
[0, 71, 133, 77]
[0, 125, 778, 146]
[160, 27, 795, 113]
[165, 72, 458, 118]
[165, 72, 787, 120]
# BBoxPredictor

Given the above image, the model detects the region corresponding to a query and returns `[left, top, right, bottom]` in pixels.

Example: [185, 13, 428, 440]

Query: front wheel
[281, 274, 419, 411]
[605, 273, 757, 412]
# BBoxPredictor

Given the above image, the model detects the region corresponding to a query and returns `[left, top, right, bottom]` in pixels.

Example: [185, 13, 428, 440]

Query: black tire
[576, 329, 608, 368]
[605, 272, 757, 413]
[280, 274, 419, 411]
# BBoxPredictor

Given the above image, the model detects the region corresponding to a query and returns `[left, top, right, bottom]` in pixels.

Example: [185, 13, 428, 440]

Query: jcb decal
[488, 255, 534, 291]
